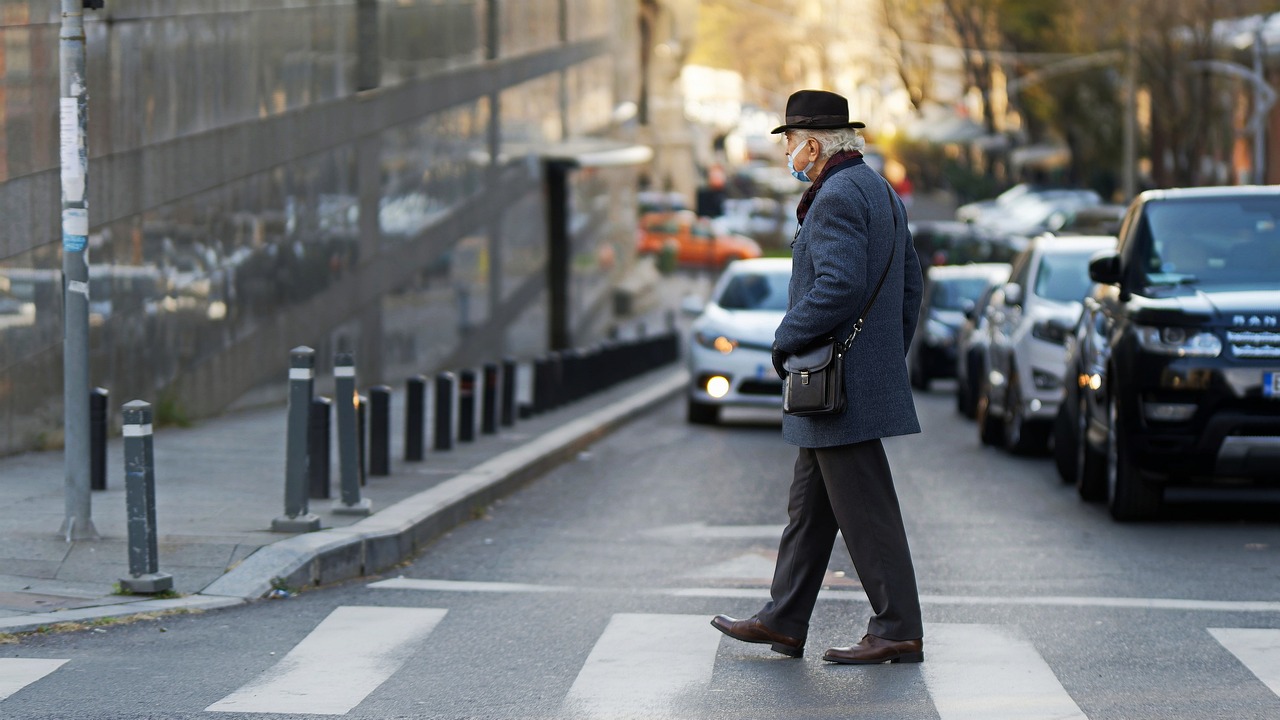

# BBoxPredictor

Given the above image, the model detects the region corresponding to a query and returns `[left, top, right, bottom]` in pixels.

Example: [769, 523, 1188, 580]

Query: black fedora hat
[770, 89, 865, 134]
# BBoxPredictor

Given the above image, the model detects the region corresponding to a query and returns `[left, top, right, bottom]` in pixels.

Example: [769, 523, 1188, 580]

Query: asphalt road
[5, 383, 1280, 719]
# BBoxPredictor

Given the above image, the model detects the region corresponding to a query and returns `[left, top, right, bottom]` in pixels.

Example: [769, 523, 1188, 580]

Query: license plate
[1266, 372, 1280, 399]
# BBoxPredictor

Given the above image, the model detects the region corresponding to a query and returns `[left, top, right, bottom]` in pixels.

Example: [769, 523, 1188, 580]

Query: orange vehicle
[637, 210, 762, 269]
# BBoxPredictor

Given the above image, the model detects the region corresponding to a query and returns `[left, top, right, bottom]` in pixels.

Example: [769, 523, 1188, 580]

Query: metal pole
[119, 400, 173, 594]
[333, 353, 372, 515]
[1121, 19, 1137, 201]
[273, 347, 322, 532]
[500, 358, 517, 427]
[458, 370, 477, 443]
[59, 0, 97, 541]
[481, 363, 499, 435]
[1255, 24, 1267, 184]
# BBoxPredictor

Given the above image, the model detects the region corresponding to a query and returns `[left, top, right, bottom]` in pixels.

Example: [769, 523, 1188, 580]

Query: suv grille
[1227, 330, 1280, 358]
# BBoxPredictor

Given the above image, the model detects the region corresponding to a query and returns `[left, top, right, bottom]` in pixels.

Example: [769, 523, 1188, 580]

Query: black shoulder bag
[782, 182, 899, 417]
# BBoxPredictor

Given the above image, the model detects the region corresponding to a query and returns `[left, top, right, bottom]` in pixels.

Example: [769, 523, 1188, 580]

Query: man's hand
[771, 345, 789, 380]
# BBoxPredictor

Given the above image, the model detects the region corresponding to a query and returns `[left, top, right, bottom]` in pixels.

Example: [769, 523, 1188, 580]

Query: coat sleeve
[901, 213, 923, 356]
[774, 189, 869, 354]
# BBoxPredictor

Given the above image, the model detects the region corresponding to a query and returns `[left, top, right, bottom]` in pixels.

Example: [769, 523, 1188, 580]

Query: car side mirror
[1088, 252, 1122, 285]
[680, 294, 705, 316]
[1002, 282, 1023, 307]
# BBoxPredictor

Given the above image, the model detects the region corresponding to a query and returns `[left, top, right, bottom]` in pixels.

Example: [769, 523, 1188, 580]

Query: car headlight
[1134, 325, 1222, 357]
[694, 330, 738, 354]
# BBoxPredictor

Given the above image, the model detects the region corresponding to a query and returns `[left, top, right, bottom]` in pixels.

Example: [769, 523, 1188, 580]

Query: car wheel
[1075, 391, 1106, 502]
[959, 351, 983, 418]
[977, 381, 1004, 446]
[1106, 393, 1161, 520]
[686, 397, 720, 425]
[911, 358, 930, 390]
[1003, 372, 1049, 455]
[1051, 399, 1077, 483]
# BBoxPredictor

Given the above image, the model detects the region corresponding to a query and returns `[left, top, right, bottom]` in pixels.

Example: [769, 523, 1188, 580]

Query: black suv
[1062, 186, 1280, 520]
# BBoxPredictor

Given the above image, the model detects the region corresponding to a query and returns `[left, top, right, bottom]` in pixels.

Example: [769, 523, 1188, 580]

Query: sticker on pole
[1265, 372, 1279, 399]
[63, 209, 88, 252]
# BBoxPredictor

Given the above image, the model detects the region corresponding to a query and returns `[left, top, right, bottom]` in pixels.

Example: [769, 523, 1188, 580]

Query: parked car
[909, 220, 1024, 269]
[976, 234, 1117, 454]
[909, 263, 1012, 390]
[976, 190, 1104, 238]
[638, 210, 762, 269]
[1061, 186, 1280, 520]
[684, 258, 791, 424]
[955, 183, 1043, 224]
[955, 266, 1013, 418]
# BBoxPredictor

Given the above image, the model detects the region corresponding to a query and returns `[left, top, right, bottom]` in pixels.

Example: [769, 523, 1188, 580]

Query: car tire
[1003, 371, 1049, 455]
[959, 351, 983, 418]
[911, 360, 930, 391]
[686, 397, 720, 425]
[1075, 391, 1106, 502]
[977, 383, 1004, 446]
[1106, 393, 1161, 521]
[1052, 399, 1077, 483]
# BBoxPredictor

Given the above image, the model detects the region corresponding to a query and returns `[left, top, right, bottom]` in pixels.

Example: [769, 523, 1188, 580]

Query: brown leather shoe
[710, 614, 804, 658]
[822, 634, 923, 664]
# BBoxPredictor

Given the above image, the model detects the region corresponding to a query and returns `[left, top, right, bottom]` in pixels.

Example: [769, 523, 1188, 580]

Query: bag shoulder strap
[839, 180, 898, 352]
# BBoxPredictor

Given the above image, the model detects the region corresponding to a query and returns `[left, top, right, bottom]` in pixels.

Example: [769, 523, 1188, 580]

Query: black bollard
[434, 372, 455, 451]
[481, 364, 499, 435]
[274, 347, 322, 532]
[405, 375, 426, 461]
[369, 385, 391, 476]
[458, 370, 476, 443]
[90, 387, 108, 491]
[308, 396, 332, 500]
[500, 358, 517, 427]
[356, 393, 368, 486]
[332, 353, 371, 515]
[119, 400, 173, 593]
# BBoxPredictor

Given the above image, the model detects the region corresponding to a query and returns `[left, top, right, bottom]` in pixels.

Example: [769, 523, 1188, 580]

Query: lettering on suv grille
[1227, 330, 1280, 358]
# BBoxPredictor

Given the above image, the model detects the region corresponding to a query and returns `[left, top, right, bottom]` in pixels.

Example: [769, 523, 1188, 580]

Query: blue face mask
[787, 139, 814, 182]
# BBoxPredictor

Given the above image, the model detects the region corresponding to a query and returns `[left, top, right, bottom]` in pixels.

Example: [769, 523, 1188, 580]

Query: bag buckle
[800, 370, 810, 385]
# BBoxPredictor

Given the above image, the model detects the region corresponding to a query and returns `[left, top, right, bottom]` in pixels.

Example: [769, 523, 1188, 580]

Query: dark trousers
[757, 439, 923, 641]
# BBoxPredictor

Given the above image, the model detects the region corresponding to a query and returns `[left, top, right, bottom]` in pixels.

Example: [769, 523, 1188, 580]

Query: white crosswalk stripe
[205, 606, 446, 715]
[922, 623, 1088, 720]
[0, 658, 68, 702]
[1210, 628, 1280, 696]
[564, 613, 722, 719]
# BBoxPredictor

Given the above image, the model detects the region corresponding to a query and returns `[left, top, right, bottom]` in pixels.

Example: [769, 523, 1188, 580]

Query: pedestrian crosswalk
[4, 609, 1280, 717]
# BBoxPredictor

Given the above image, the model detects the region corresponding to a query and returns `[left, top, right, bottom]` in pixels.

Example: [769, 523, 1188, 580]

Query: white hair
[791, 127, 866, 160]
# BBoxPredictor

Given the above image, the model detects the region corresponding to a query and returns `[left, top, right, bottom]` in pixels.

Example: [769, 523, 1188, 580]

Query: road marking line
[923, 623, 1087, 720]
[564, 613, 720, 719]
[206, 606, 445, 715]
[1210, 628, 1280, 697]
[368, 578, 570, 593]
[0, 659, 68, 702]
[368, 578, 1280, 613]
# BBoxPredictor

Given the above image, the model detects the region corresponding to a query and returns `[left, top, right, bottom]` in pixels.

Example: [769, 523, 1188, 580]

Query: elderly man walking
[711, 89, 925, 664]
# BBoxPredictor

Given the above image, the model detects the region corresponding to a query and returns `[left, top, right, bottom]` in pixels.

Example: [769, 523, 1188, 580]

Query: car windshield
[931, 278, 993, 311]
[717, 270, 789, 311]
[1141, 197, 1280, 289]
[1034, 251, 1097, 303]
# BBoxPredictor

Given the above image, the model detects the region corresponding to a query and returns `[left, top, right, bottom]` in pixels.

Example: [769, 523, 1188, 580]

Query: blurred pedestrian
[711, 89, 926, 664]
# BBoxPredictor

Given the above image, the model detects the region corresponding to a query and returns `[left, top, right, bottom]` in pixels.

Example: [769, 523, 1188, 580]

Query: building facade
[0, 0, 651, 455]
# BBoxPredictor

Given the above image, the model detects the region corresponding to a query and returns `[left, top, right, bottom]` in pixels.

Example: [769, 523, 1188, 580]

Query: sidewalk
[0, 275, 709, 635]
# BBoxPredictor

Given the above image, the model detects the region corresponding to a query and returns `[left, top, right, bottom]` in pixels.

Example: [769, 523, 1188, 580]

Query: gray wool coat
[774, 160, 923, 448]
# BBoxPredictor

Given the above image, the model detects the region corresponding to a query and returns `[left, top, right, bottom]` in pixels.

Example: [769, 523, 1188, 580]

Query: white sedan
[683, 258, 791, 424]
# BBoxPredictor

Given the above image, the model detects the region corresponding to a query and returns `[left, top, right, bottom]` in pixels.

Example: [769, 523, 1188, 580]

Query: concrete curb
[199, 370, 688, 600]
[0, 370, 687, 634]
